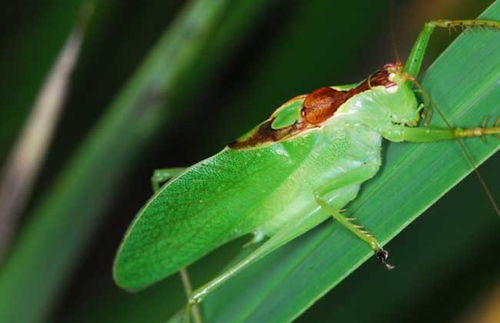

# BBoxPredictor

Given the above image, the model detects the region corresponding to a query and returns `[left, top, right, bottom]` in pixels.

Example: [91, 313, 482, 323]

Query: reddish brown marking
[348, 66, 396, 96]
[229, 120, 306, 149]
[369, 65, 397, 87]
[301, 67, 396, 125]
[302, 87, 347, 125]
[230, 64, 397, 149]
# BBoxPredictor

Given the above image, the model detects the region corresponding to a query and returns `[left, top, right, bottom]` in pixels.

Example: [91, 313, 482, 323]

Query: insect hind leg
[315, 197, 394, 270]
[181, 269, 203, 323]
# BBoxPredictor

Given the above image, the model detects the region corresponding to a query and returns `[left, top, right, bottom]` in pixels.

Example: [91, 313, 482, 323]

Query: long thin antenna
[408, 77, 499, 217]
[431, 101, 499, 217]
[388, 0, 402, 64]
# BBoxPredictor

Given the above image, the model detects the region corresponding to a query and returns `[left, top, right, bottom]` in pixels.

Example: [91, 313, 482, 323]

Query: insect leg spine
[346, 215, 373, 237]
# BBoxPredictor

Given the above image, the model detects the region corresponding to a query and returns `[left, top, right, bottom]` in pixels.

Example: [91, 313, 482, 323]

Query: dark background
[0, 0, 498, 322]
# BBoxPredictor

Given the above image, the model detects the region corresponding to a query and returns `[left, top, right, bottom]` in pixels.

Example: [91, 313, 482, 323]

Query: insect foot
[376, 248, 395, 270]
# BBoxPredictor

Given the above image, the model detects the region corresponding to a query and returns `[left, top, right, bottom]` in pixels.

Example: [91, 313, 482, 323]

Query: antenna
[388, 0, 402, 64]
[430, 99, 500, 217]
[406, 76, 500, 217]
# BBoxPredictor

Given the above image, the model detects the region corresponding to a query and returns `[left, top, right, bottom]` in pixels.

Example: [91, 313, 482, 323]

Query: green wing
[113, 143, 311, 289]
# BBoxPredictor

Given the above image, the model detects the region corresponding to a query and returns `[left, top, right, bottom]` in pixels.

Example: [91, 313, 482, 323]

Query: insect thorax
[253, 124, 383, 237]
[230, 64, 419, 150]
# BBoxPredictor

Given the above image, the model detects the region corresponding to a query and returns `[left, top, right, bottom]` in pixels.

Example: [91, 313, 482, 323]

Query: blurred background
[0, 0, 498, 322]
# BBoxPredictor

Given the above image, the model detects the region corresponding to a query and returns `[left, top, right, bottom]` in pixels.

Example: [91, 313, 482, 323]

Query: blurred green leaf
[0, 0, 276, 321]
[0, 0, 86, 158]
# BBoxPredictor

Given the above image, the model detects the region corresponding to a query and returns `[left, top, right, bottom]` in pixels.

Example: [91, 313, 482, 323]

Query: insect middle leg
[315, 197, 394, 270]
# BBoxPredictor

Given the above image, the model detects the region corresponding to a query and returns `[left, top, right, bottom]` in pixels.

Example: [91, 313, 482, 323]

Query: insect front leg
[404, 19, 500, 77]
[381, 123, 500, 142]
[382, 122, 500, 216]
[315, 198, 394, 270]
[151, 167, 187, 191]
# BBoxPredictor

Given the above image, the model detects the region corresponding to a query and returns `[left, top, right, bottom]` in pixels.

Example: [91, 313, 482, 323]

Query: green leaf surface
[298, 155, 499, 322]
[197, 3, 500, 322]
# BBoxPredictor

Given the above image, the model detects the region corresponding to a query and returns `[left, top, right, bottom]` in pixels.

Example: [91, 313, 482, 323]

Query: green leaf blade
[201, 2, 500, 322]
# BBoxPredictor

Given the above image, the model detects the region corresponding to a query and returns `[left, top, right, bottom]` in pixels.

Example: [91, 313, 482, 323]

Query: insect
[113, 18, 500, 321]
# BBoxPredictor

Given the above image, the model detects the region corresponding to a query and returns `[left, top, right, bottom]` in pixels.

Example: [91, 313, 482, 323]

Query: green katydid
[113, 18, 500, 319]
